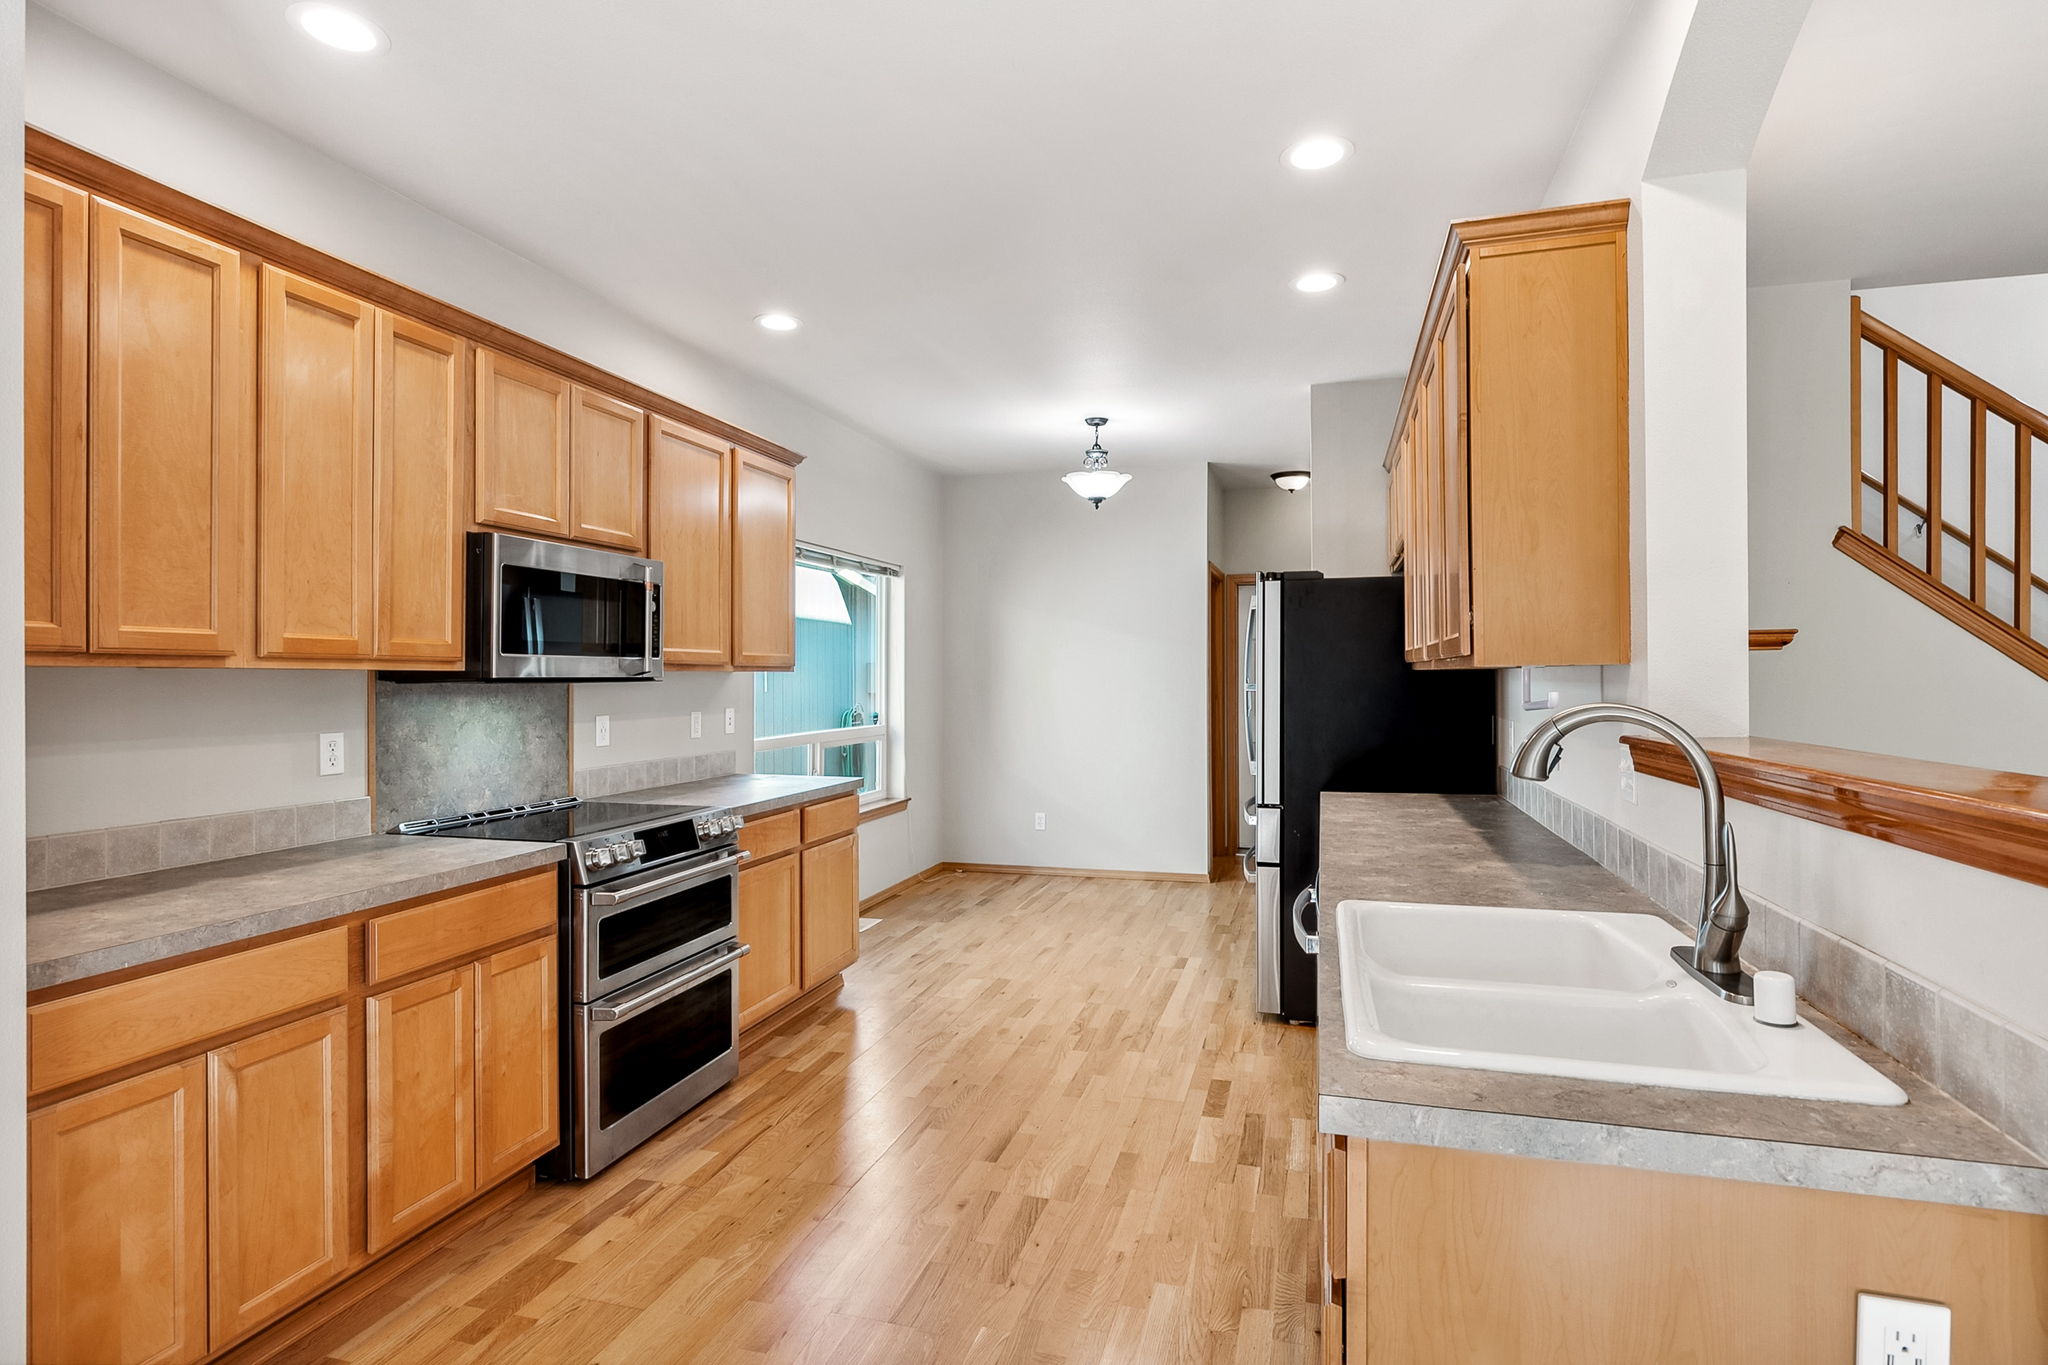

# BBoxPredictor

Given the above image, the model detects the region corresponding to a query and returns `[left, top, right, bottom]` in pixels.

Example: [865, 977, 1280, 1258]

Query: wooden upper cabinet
[257, 266, 375, 658]
[29, 1059, 208, 1365]
[800, 832, 860, 989]
[366, 967, 474, 1255]
[375, 313, 467, 662]
[207, 1008, 350, 1349]
[648, 417, 733, 667]
[732, 447, 797, 669]
[569, 385, 646, 551]
[473, 347, 572, 538]
[474, 937, 560, 1185]
[24, 170, 89, 655]
[89, 198, 246, 656]
[1390, 201, 1630, 668]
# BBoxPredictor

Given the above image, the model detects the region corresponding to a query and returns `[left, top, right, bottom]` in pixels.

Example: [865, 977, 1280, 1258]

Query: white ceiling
[1749, 0, 2048, 289]
[34, 0, 1636, 473]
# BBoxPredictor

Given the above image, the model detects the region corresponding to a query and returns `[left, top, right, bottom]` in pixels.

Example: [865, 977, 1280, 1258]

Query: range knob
[629, 838, 648, 858]
[611, 839, 637, 863]
[590, 846, 615, 868]
[720, 814, 736, 834]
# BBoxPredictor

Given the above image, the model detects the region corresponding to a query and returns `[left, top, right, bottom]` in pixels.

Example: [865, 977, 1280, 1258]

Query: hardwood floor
[294, 871, 1319, 1364]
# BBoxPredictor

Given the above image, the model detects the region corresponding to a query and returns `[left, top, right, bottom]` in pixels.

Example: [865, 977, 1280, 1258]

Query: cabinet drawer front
[802, 794, 860, 845]
[738, 809, 801, 861]
[31, 927, 348, 1096]
[365, 869, 557, 985]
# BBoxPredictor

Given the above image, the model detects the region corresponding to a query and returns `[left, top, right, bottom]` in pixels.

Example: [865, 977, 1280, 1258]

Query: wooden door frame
[1209, 568, 1258, 881]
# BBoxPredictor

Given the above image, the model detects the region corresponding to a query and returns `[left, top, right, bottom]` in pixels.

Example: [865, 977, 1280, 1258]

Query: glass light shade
[1062, 468, 1133, 508]
[1271, 470, 1311, 492]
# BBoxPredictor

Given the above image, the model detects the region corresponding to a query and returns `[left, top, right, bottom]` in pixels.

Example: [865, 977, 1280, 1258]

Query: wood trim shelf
[1748, 628, 1798, 651]
[1621, 734, 2048, 889]
[25, 130, 804, 469]
[857, 797, 911, 824]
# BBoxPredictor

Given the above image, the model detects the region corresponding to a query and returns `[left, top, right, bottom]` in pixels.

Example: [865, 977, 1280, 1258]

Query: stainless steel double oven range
[402, 797, 748, 1177]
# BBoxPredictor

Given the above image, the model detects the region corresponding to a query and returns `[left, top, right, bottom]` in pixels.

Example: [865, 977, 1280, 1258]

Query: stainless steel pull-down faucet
[1509, 704, 1756, 1004]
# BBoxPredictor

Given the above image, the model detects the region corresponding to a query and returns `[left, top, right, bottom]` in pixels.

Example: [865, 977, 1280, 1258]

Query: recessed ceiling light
[1284, 136, 1352, 171]
[1293, 271, 1345, 294]
[287, 3, 388, 53]
[756, 313, 801, 332]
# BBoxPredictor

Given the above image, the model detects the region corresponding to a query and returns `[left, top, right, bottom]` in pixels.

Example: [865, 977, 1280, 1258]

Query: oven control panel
[581, 837, 648, 872]
[571, 806, 744, 880]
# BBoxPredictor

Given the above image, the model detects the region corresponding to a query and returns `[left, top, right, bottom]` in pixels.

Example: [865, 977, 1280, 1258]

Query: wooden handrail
[1858, 472, 2048, 597]
[1847, 301, 2044, 678]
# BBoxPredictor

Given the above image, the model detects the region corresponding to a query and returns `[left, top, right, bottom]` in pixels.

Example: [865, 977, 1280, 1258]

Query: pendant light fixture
[1270, 470, 1311, 493]
[1062, 416, 1132, 509]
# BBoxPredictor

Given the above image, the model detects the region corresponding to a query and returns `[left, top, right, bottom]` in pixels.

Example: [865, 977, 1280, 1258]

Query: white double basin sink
[1335, 900, 1907, 1106]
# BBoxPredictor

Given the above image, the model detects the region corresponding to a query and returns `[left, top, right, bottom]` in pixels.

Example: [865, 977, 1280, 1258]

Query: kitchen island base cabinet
[1321, 1138, 2048, 1363]
[29, 1060, 207, 1365]
[207, 1010, 349, 1349]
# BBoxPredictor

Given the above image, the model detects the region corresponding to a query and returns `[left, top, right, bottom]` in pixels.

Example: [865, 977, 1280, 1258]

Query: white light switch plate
[724, 708, 736, 734]
[318, 733, 344, 776]
[1618, 751, 1638, 804]
[1034, 812, 1046, 830]
[690, 711, 703, 739]
[1856, 1293, 1950, 1365]
[594, 715, 611, 747]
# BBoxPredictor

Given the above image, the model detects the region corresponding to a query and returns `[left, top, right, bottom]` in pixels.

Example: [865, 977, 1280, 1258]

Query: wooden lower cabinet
[737, 853, 802, 1030]
[366, 968, 475, 1255]
[207, 1009, 349, 1349]
[475, 938, 560, 1185]
[1321, 1138, 2048, 1363]
[800, 833, 860, 988]
[30, 1060, 208, 1365]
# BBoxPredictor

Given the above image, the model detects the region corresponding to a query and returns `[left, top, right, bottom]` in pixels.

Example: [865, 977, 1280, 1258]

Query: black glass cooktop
[407, 799, 686, 844]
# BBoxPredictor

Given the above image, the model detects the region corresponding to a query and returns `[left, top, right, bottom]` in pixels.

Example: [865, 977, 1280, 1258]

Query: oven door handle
[589, 942, 751, 1024]
[586, 849, 748, 908]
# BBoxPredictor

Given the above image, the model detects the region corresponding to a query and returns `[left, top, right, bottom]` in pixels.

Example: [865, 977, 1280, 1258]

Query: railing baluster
[2020, 426, 2035, 637]
[1926, 375, 1943, 583]
[1883, 350, 1899, 551]
[1971, 399, 1988, 606]
[1850, 296, 1863, 537]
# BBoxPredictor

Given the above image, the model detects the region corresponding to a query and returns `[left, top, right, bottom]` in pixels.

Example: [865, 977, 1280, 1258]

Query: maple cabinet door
[24, 170, 89, 654]
[366, 967, 476, 1254]
[731, 447, 796, 669]
[800, 833, 860, 988]
[648, 416, 733, 666]
[375, 313, 467, 661]
[473, 346, 571, 537]
[569, 384, 647, 550]
[738, 854, 802, 1029]
[474, 938, 561, 1185]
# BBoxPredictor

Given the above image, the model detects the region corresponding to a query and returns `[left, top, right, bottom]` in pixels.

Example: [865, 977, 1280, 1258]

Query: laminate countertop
[27, 836, 564, 992]
[1316, 793, 2048, 1215]
[606, 773, 864, 820]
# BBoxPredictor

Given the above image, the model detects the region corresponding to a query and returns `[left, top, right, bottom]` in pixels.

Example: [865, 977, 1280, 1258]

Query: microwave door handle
[632, 566, 657, 675]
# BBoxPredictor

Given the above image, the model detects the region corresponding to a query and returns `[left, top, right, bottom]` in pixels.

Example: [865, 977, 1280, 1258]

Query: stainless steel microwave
[421, 532, 663, 682]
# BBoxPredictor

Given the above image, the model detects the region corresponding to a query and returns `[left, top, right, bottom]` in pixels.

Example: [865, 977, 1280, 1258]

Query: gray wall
[1309, 377, 1403, 576]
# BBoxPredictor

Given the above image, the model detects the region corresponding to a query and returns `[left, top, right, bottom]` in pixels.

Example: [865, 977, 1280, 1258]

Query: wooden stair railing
[1839, 298, 2047, 681]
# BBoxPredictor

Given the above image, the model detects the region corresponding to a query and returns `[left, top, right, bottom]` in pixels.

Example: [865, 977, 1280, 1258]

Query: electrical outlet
[318, 733, 344, 776]
[594, 714, 611, 748]
[1856, 1293, 1950, 1365]
[1033, 812, 1046, 831]
[724, 708, 736, 734]
[1618, 752, 1638, 805]
[690, 711, 703, 739]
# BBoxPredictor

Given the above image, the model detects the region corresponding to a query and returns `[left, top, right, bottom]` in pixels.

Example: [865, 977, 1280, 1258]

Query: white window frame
[753, 547, 903, 807]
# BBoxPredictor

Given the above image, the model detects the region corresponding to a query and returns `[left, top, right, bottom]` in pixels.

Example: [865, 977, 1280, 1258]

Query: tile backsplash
[27, 797, 375, 892]
[575, 749, 739, 798]
[1503, 772, 2048, 1160]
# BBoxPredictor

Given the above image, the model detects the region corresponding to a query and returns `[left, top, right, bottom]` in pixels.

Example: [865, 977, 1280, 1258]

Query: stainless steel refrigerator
[1246, 573, 1496, 1022]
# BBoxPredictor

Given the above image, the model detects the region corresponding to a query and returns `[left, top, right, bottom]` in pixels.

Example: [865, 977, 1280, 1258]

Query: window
[754, 545, 901, 801]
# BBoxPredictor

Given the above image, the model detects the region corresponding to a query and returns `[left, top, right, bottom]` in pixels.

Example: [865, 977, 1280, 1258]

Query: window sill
[859, 797, 911, 824]
[1621, 735, 2048, 890]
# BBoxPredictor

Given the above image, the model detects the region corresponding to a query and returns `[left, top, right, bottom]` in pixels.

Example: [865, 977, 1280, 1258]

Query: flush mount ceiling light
[287, 2, 388, 52]
[1062, 417, 1132, 510]
[755, 312, 801, 332]
[1283, 136, 1352, 171]
[1270, 470, 1311, 493]
[1293, 270, 1345, 294]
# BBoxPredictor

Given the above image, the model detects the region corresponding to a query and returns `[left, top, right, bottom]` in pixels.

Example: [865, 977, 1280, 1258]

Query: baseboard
[860, 864, 941, 911]
[212, 1169, 535, 1364]
[935, 861, 1210, 884]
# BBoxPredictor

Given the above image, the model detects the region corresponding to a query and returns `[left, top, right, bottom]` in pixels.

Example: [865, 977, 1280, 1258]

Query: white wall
[2, 0, 29, 1349]
[1857, 271, 2048, 415]
[1308, 377, 1403, 576]
[1216, 485, 1310, 575]
[941, 461, 1210, 875]
[24, 13, 944, 892]
[27, 670, 370, 835]
[571, 673, 754, 775]
[1749, 279, 2048, 775]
